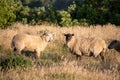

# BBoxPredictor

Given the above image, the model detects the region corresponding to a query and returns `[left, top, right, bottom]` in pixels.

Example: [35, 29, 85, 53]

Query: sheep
[108, 40, 120, 52]
[64, 33, 107, 61]
[11, 32, 54, 59]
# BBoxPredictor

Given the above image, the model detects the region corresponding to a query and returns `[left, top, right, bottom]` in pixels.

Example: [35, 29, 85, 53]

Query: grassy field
[0, 23, 120, 80]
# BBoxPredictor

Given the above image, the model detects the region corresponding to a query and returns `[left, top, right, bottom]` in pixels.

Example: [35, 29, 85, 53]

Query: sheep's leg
[76, 54, 81, 60]
[14, 44, 24, 56]
[94, 52, 105, 62]
[89, 52, 94, 57]
[75, 50, 82, 60]
[17, 50, 21, 55]
[13, 48, 17, 55]
[99, 53, 104, 62]
[93, 53, 99, 61]
[35, 51, 41, 60]
[14, 49, 21, 56]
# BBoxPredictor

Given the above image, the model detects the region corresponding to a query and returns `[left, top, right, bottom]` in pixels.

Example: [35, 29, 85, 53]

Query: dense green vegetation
[0, 55, 32, 70]
[0, 0, 120, 28]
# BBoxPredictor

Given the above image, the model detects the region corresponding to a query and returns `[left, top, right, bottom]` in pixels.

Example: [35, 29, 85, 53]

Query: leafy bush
[79, 18, 88, 26]
[16, 6, 30, 24]
[42, 7, 58, 23]
[70, 0, 120, 26]
[58, 10, 72, 27]
[0, 55, 32, 70]
[0, 0, 120, 28]
[0, 0, 21, 28]
[28, 7, 46, 25]
[109, 13, 120, 25]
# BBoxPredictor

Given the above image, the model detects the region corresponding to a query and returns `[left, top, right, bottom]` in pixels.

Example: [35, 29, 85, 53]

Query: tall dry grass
[0, 23, 120, 49]
[0, 23, 120, 80]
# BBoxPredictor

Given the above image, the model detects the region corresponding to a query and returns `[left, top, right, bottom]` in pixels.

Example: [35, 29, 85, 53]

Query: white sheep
[64, 33, 107, 61]
[108, 40, 120, 52]
[11, 32, 54, 59]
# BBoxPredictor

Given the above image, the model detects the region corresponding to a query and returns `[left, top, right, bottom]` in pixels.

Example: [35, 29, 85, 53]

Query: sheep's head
[108, 40, 119, 49]
[64, 33, 74, 42]
[42, 32, 54, 42]
[63, 33, 75, 48]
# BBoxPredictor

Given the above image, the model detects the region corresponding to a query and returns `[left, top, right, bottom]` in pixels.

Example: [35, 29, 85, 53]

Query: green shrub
[79, 18, 88, 26]
[58, 10, 72, 27]
[110, 13, 120, 25]
[0, 55, 32, 70]
[0, 0, 21, 28]
[43, 7, 58, 23]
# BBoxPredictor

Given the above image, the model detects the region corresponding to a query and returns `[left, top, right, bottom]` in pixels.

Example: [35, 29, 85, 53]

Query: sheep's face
[64, 33, 74, 43]
[43, 32, 54, 42]
[108, 40, 118, 49]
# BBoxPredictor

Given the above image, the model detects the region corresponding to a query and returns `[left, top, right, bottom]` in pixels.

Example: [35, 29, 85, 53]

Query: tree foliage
[72, 0, 120, 25]
[0, 0, 22, 28]
[0, 0, 120, 28]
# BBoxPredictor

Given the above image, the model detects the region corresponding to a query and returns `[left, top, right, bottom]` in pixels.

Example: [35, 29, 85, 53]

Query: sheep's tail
[11, 36, 17, 52]
[11, 36, 14, 48]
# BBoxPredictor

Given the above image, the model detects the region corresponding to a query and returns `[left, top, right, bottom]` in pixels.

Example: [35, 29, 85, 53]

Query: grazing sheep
[11, 32, 54, 59]
[108, 40, 120, 52]
[64, 33, 107, 61]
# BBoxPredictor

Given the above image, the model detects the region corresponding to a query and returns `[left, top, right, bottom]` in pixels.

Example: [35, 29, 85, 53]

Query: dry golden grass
[0, 23, 120, 80]
[0, 61, 119, 80]
[0, 23, 120, 49]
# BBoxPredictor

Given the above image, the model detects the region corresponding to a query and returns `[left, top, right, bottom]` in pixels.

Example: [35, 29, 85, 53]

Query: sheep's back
[78, 38, 91, 55]
[13, 34, 43, 50]
[77, 37, 106, 56]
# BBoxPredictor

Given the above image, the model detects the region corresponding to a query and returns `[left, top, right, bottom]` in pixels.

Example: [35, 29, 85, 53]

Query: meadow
[0, 23, 120, 80]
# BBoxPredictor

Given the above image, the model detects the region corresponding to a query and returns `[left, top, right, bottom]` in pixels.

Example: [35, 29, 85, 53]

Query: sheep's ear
[63, 33, 66, 36]
[71, 34, 74, 36]
[113, 40, 118, 43]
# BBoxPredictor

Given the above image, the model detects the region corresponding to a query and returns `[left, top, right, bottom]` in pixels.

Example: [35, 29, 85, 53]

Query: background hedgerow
[0, 0, 120, 28]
